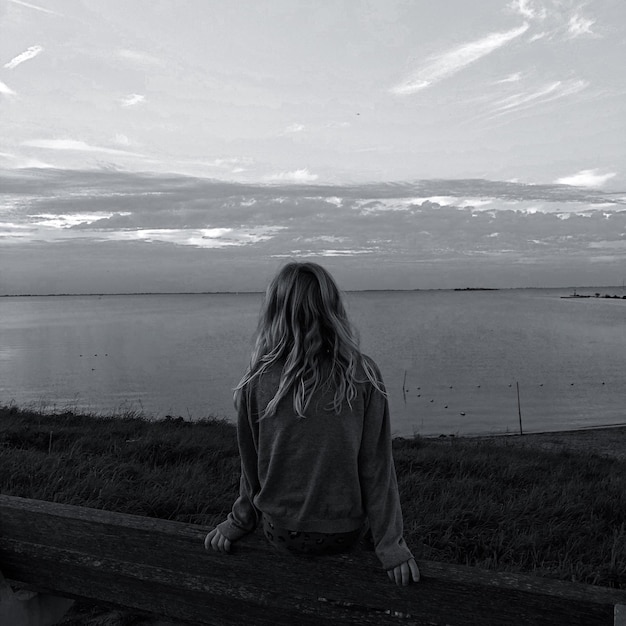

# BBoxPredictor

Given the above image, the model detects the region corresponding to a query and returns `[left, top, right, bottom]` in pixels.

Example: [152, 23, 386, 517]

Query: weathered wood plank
[1, 494, 625, 625]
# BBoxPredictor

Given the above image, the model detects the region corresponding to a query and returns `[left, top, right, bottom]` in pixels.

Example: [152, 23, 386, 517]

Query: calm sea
[1, 289, 624, 437]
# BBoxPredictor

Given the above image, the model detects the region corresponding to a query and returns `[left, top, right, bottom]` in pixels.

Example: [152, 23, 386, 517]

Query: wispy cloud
[494, 72, 523, 84]
[0, 80, 17, 96]
[23, 139, 144, 157]
[4, 45, 44, 69]
[555, 169, 616, 188]
[264, 169, 319, 183]
[509, 1, 599, 41]
[567, 13, 595, 38]
[391, 23, 529, 95]
[8, 0, 62, 16]
[491, 79, 588, 114]
[119, 93, 145, 107]
[509, 0, 547, 20]
[472, 78, 590, 125]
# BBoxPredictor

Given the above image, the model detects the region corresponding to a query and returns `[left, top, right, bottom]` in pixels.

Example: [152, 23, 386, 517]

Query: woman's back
[244, 355, 384, 532]
[206, 262, 419, 585]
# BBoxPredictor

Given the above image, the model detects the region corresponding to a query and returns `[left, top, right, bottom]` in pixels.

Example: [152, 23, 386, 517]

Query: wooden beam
[1, 494, 625, 625]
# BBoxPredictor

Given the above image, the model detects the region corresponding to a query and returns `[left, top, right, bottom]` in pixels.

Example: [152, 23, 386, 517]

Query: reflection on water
[1, 289, 624, 436]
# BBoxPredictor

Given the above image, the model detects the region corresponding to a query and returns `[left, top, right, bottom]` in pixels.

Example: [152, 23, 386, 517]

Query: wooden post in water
[516, 382, 523, 435]
[402, 370, 407, 404]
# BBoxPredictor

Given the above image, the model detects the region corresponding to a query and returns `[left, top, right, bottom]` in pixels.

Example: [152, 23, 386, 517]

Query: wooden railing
[1, 494, 625, 625]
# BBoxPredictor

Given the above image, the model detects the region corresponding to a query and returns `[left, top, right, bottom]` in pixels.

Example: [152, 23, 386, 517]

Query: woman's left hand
[387, 558, 420, 586]
[204, 528, 232, 553]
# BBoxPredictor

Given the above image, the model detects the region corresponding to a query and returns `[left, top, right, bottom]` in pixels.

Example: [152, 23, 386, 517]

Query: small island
[453, 287, 500, 291]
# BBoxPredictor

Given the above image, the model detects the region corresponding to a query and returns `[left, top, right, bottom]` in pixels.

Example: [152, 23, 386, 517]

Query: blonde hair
[234, 262, 383, 418]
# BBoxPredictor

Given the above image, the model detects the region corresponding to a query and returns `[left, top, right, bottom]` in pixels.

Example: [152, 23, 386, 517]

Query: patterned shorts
[261, 514, 362, 556]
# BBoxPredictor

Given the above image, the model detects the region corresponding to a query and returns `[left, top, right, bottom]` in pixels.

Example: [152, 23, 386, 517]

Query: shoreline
[427, 424, 626, 461]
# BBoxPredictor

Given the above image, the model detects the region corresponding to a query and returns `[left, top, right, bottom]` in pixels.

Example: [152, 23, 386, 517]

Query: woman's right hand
[204, 528, 232, 553]
[387, 558, 420, 586]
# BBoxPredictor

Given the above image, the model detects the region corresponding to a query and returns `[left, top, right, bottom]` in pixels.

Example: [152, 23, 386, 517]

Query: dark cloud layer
[1, 168, 624, 293]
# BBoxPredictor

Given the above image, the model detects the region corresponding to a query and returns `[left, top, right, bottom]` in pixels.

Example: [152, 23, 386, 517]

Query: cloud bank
[2, 169, 623, 292]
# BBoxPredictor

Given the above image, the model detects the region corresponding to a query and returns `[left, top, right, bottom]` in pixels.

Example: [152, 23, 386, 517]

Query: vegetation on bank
[1, 404, 624, 592]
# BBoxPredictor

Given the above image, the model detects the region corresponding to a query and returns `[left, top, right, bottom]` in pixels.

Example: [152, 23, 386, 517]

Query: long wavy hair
[234, 262, 383, 418]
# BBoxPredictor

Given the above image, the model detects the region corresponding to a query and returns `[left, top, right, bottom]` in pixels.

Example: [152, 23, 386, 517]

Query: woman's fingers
[204, 529, 217, 551]
[388, 559, 420, 586]
[204, 529, 231, 552]
[400, 562, 409, 586]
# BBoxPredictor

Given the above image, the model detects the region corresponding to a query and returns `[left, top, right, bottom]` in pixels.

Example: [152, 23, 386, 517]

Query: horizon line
[2, 285, 625, 298]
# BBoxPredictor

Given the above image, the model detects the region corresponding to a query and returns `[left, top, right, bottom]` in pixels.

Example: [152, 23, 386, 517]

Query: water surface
[1, 289, 624, 436]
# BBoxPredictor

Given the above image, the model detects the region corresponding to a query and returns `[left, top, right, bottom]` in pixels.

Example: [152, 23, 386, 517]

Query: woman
[205, 262, 419, 586]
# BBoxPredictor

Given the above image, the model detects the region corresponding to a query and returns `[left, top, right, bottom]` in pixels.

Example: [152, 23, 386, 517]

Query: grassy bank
[1, 404, 624, 612]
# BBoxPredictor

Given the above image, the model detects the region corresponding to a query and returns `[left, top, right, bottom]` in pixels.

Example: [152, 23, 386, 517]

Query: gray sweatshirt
[217, 356, 414, 570]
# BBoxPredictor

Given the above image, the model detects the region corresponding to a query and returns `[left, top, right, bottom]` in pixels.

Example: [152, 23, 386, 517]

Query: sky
[1, 0, 625, 293]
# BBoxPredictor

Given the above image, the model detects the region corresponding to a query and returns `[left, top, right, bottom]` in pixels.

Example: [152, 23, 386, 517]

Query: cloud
[555, 169, 616, 188]
[114, 134, 131, 146]
[494, 79, 587, 111]
[3, 45, 44, 69]
[0, 151, 55, 168]
[509, 0, 547, 20]
[117, 49, 162, 66]
[32, 212, 132, 229]
[0, 80, 17, 96]
[273, 249, 376, 258]
[567, 13, 595, 38]
[391, 23, 529, 95]
[264, 169, 319, 183]
[8, 0, 62, 15]
[494, 72, 523, 84]
[204, 157, 251, 168]
[119, 94, 145, 107]
[284, 123, 305, 133]
[482, 79, 589, 121]
[101, 226, 286, 249]
[23, 139, 145, 157]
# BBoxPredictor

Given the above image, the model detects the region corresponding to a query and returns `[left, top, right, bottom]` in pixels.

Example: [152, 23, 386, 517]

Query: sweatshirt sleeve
[358, 367, 414, 570]
[216, 385, 261, 542]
